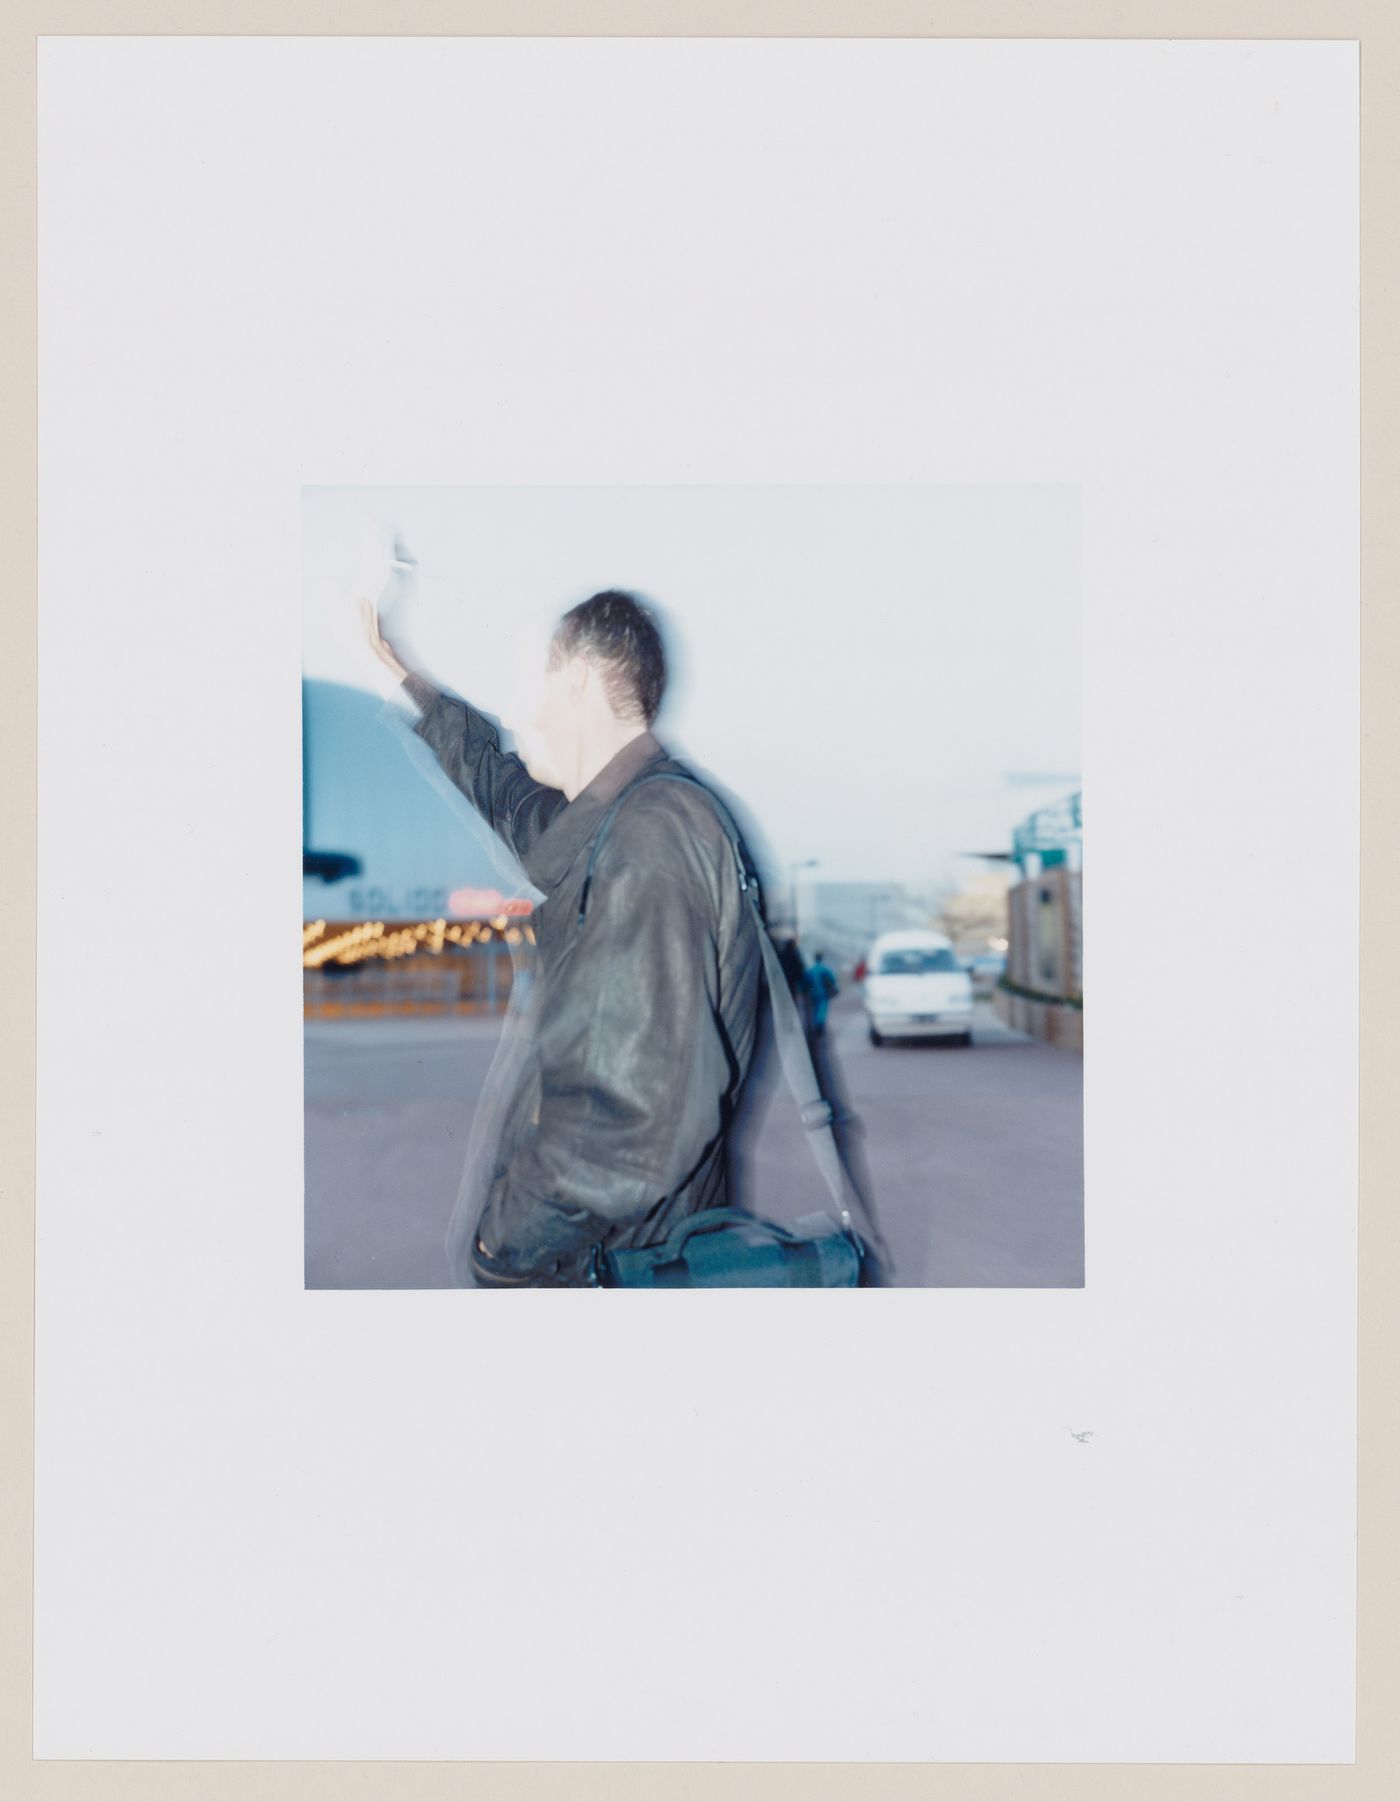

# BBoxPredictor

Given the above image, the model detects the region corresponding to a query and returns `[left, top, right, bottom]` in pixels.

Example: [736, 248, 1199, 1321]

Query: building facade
[997, 792, 1083, 1050]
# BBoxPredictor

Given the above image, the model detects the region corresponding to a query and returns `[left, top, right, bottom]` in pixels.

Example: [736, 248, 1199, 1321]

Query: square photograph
[302, 484, 1083, 1289]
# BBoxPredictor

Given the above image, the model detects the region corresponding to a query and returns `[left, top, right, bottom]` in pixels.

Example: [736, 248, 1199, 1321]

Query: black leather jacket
[402, 673, 764, 1287]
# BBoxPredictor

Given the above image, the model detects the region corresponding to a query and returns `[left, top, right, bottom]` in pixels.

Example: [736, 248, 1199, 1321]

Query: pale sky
[303, 485, 1080, 889]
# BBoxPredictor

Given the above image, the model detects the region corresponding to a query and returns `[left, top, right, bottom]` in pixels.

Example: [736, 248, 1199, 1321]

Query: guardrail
[303, 942, 519, 1019]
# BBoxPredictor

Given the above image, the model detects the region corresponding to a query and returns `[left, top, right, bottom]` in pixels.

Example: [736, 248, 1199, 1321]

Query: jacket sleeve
[399, 672, 567, 862]
[481, 825, 734, 1279]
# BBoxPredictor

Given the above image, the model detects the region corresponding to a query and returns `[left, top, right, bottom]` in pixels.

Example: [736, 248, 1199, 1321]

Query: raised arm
[363, 595, 566, 862]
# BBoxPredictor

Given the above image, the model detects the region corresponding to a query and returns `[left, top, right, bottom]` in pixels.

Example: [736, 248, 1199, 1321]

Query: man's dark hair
[550, 589, 667, 727]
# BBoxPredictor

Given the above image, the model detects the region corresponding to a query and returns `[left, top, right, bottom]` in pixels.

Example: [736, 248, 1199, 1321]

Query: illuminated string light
[302, 917, 539, 969]
[302, 915, 536, 1017]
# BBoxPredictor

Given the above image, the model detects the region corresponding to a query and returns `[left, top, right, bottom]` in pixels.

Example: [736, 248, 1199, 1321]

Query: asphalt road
[304, 994, 1083, 1289]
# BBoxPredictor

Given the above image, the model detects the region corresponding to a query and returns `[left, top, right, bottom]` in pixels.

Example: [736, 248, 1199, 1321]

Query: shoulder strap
[580, 768, 858, 1234]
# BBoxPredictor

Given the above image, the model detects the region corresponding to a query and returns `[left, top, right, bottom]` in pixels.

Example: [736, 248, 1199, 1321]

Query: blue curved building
[301, 678, 537, 925]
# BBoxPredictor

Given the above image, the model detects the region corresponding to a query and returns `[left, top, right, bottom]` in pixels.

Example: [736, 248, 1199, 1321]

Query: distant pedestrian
[776, 932, 807, 1003]
[804, 950, 839, 1040]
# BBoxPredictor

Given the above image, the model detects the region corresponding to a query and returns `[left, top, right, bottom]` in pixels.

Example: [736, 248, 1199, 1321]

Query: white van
[861, 929, 974, 1047]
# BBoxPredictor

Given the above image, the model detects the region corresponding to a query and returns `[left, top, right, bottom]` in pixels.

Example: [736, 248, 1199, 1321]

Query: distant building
[1011, 791, 1082, 880]
[997, 791, 1082, 1050]
[801, 883, 931, 972]
[301, 678, 533, 921]
[301, 678, 535, 1014]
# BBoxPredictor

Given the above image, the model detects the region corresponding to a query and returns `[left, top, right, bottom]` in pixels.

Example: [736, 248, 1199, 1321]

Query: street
[304, 995, 1083, 1289]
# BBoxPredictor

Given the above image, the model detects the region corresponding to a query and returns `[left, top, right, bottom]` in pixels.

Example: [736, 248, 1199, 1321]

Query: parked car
[967, 951, 1008, 997]
[861, 929, 975, 1047]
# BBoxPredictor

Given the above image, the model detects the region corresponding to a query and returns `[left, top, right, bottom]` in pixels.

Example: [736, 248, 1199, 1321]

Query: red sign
[448, 886, 535, 919]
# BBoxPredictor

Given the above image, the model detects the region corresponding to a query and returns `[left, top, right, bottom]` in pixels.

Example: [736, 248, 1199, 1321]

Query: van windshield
[876, 948, 960, 975]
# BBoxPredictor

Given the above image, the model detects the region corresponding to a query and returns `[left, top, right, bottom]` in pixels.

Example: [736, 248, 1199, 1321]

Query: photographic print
[301, 485, 1083, 1289]
[34, 30, 1359, 1766]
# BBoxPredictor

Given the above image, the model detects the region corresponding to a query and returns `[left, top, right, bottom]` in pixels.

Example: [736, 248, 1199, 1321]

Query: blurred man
[804, 949, 839, 1040]
[775, 930, 807, 1002]
[365, 588, 764, 1287]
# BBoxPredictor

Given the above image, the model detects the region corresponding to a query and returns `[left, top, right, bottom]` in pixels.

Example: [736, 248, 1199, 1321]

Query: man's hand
[361, 592, 409, 684]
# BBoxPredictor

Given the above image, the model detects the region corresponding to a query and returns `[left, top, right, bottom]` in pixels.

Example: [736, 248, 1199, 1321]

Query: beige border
[3, 4, 1390, 1798]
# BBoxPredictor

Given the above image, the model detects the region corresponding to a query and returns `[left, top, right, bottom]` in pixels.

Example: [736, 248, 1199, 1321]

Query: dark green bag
[580, 772, 886, 1290]
[600, 1208, 863, 1289]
